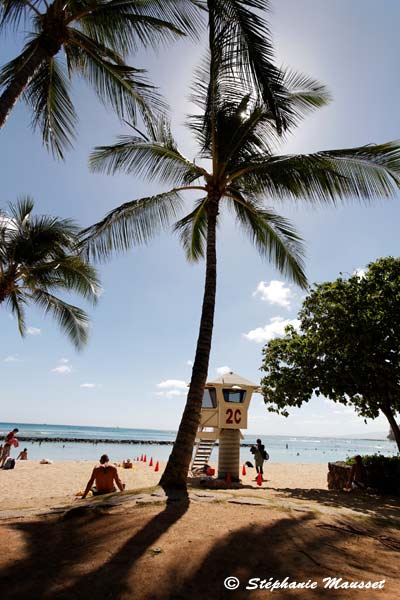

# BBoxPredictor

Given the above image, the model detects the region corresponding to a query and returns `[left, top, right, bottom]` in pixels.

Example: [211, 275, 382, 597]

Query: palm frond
[79, 0, 205, 51]
[226, 189, 307, 288]
[79, 189, 185, 261]
[31, 288, 90, 350]
[0, 37, 40, 88]
[89, 117, 207, 186]
[8, 195, 34, 224]
[188, 51, 252, 156]
[0, 0, 31, 32]
[6, 288, 26, 336]
[174, 198, 208, 261]
[229, 142, 400, 204]
[131, 0, 205, 38]
[67, 29, 165, 122]
[79, 1, 202, 56]
[24, 256, 101, 303]
[281, 68, 331, 126]
[207, 0, 288, 132]
[24, 56, 77, 159]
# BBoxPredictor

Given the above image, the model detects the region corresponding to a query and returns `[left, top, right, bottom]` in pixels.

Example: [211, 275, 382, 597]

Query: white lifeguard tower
[191, 371, 260, 481]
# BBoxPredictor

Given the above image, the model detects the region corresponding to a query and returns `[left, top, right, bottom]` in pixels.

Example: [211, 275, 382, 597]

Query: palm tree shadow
[272, 487, 400, 521]
[156, 512, 398, 600]
[0, 490, 189, 600]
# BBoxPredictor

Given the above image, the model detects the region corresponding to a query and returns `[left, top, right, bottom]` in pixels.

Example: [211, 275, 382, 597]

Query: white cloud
[3, 354, 21, 363]
[51, 365, 72, 375]
[156, 379, 187, 399]
[59, 358, 69, 364]
[244, 316, 300, 344]
[80, 383, 100, 389]
[157, 379, 187, 390]
[253, 280, 293, 309]
[353, 267, 366, 279]
[186, 360, 193, 367]
[166, 389, 186, 398]
[26, 326, 41, 336]
[216, 366, 231, 376]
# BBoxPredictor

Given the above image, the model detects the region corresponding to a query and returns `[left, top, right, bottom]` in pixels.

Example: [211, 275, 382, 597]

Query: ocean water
[0, 422, 397, 464]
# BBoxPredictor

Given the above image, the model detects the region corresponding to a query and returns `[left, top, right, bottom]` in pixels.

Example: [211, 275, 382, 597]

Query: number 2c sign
[226, 408, 242, 425]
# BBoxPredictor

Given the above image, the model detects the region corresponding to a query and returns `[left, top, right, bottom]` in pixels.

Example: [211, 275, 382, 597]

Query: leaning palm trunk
[160, 199, 218, 489]
[0, 39, 59, 128]
[382, 404, 400, 452]
[82, 5, 400, 490]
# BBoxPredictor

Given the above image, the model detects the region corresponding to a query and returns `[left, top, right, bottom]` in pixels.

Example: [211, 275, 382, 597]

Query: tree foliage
[0, 198, 101, 349]
[260, 257, 400, 451]
[0, 0, 203, 157]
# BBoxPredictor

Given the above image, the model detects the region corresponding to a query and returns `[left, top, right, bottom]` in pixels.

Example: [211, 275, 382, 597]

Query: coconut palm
[0, 198, 100, 349]
[0, 0, 203, 158]
[80, 44, 400, 487]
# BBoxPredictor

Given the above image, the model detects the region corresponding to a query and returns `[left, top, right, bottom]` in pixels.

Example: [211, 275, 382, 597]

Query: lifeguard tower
[191, 371, 259, 481]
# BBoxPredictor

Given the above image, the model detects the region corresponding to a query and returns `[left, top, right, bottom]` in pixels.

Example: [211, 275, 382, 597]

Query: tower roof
[206, 371, 259, 389]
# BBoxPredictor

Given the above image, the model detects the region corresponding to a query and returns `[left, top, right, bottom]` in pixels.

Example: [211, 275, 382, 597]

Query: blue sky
[1, 0, 400, 437]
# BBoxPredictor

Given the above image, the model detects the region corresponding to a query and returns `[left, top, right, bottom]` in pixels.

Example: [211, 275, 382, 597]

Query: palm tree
[80, 43, 400, 488]
[0, 0, 203, 158]
[0, 198, 100, 349]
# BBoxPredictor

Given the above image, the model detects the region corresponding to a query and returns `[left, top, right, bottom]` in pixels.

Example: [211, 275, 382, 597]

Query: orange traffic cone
[226, 472, 232, 485]
[143, 454, 147, 462]
[242, 464, 247, 476]
[256, 472, 263, 486]
[155, 461, 159, 472]
[149, 457, 153, 467]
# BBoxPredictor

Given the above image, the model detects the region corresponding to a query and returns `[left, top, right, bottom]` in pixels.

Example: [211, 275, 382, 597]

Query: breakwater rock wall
[18, 436, 257, 447]
[18, 437, 175, 445]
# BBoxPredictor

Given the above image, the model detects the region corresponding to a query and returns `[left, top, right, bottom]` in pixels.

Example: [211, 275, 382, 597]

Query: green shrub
[346, 454, 400, 495]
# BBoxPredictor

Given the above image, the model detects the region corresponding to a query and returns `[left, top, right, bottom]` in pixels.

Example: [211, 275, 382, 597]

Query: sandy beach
[0, 460, 328, 513]
[1, 460, 399, 600]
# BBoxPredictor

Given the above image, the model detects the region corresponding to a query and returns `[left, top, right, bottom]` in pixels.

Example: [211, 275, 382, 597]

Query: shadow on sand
[0, 489, 189, 600]
[0, 489, 399, 600]
[271, 487, 400, 522]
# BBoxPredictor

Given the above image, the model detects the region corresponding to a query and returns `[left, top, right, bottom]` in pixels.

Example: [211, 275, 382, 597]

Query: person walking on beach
[0, 428, 19, 467]
[251, 438, 268, 480]
[82, 454, 125, 498]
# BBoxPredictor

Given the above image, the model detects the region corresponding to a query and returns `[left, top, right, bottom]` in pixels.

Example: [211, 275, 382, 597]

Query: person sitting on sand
[17, 448, 28, 460]
[0, 428, 19, 467]
[345, 455, 367, 491]
[122, 458, 133, 469]
[82, 454, 125, 498]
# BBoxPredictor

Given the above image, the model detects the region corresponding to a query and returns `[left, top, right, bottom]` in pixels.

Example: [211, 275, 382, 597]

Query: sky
[1, 0, 400, 437]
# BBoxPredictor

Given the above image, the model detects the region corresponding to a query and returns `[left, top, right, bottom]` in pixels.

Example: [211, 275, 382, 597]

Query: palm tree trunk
[0, 41, 59, 129]
[160, 197, 219, 490]
[382, 403, 400, 452]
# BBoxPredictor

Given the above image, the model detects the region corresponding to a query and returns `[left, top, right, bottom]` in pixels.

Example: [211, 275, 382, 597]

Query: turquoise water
[0, 422, 397, 464]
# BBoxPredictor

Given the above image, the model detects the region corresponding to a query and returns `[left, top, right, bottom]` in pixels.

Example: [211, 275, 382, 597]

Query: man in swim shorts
[82, 454, 125, 498]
